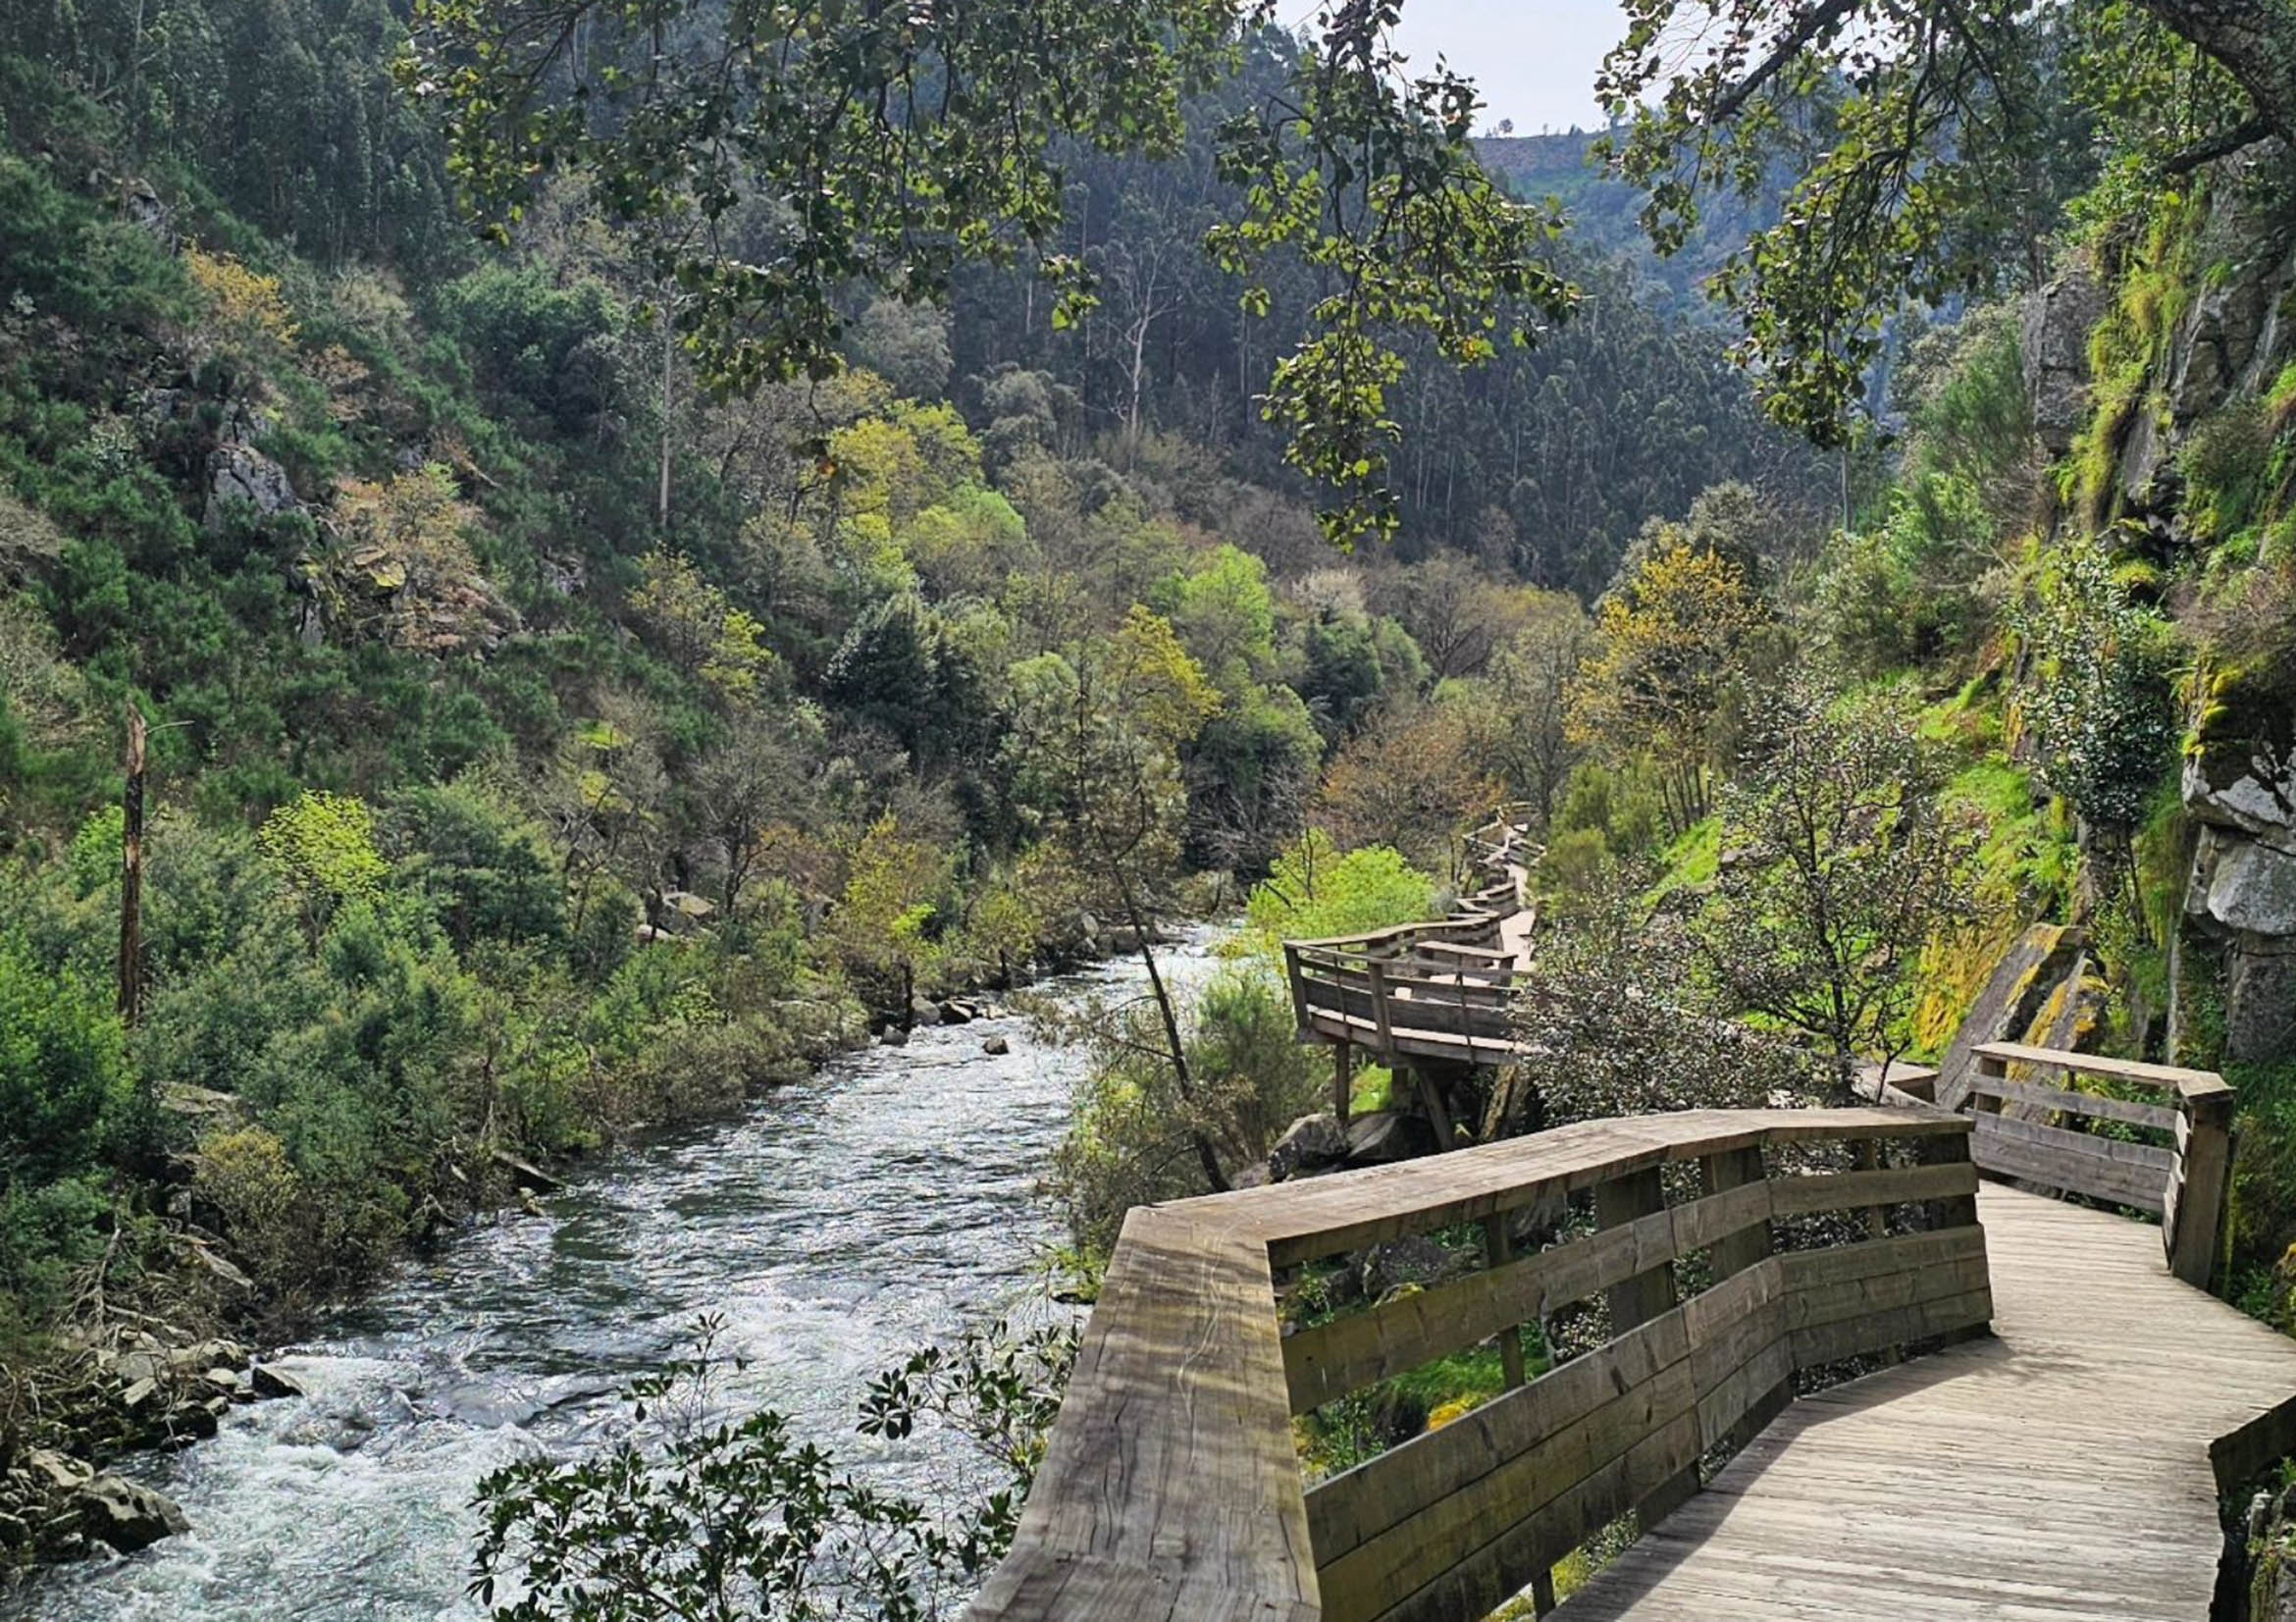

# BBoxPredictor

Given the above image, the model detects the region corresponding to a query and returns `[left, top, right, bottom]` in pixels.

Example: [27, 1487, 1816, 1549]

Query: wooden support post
[1700, 1143, 1784, 1451]
[1483, 1216, 1528, 1389]
[1594, 1165, 1696, 1528]
[1917, 1122, 1980, 1233]
[1366, 959, 1394, 1053]
[1332, 1041, 1352, 1126]
[1483, 1211, 1553, 1614]
[2169, 1084, 2234, 1290]
[1973, 1051, 2008, 1119]
[1411, 1065, 1458, 1151]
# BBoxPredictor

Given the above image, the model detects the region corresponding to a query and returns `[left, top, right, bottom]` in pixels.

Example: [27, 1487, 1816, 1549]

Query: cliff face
[2023, 147, 2296, 1066]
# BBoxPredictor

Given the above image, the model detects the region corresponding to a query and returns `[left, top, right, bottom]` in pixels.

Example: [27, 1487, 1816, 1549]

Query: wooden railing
[967, 1107, 1987, 1622]
[1283, 934, 1525, 1063]
[1967, 1041, 2234, 1288]
[1282, 809, 1538, 1065]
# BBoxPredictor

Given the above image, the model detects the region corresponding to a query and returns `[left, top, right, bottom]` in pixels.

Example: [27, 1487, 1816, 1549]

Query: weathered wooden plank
[1316, 1356, 1701, 1620]
[1977, 1110, 2175, 1173]
[1968, 1075, 2178, 1131]
[1766, 1159, 1976, 1218]
[1240, 1110, 1963, 1268]
[1972, 1040, 2228, 1101]
[1285, 1180, 1769, 1412]
[1532, 1184, 2296, 1622]
[1306, 1308, 1692, 1566]
[1788, 1284, 1995, 1368]
[1971, 1114, 2168, 1215]
[967, 1209, 1313, 1622]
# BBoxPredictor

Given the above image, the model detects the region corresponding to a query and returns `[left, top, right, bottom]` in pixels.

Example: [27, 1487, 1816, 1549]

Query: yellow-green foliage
[2065, 190, 2203, 526]
[1912, 791, 2075, 1054]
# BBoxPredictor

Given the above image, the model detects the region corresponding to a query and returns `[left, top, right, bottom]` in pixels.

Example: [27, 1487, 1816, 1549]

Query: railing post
[2169, 1083, 2234, 1290]
[1972, 1050, 2007, 1118]
[1366, 959, 1394, 1053]
[1594, 1165, 1696, 1527]
[1701, 1143, 1784, 1449]
[1283, 943, 1310, 1036]
[1332, 1040, 1352, 1126]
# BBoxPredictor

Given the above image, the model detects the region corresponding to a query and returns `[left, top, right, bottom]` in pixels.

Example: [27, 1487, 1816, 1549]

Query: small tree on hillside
[1567, 539, 1767, 836]
[1689, 686, 1985, 1099]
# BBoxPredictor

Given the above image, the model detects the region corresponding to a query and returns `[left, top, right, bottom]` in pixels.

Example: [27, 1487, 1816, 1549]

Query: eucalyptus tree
[401, 0, 1571, 544]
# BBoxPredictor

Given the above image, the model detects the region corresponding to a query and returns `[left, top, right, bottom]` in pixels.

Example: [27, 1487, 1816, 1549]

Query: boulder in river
[78, 1475, 189, 1552]
[937, 998, 977, 1025]
[23, 1449, 91, 1493]
[249, 1362, 306, 1401]
[981, 1034, 1011, 1056]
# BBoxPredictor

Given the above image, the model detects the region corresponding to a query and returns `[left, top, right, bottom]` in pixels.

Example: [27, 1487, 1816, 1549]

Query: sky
[1385, 0, 1622, 134]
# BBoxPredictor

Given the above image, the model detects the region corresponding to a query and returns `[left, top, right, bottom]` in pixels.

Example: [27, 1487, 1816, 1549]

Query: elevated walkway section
[1562, 1182, 2296, 1619]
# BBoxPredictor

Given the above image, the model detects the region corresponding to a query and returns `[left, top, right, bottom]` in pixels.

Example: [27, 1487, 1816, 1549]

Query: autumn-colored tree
[321, 465, 508, 654]
[1568, 537, 1767, 835]
[1314, 704, 1492, 872]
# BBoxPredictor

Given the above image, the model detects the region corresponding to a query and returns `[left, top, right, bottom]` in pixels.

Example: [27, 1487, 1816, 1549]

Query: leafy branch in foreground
[402, 0, 1567, 545]
[470, 1313, 1076, 1622]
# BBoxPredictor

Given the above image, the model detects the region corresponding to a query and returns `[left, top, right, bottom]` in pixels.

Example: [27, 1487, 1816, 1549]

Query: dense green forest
[6, 0, 2296, 1608]
[0, 0, 1840, 1394]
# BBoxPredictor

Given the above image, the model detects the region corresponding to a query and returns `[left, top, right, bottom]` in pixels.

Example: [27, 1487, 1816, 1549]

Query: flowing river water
[16, 932, 1225, 1622]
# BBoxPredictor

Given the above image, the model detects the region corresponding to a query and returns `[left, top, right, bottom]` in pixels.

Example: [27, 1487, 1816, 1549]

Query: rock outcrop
[2185, 685, 2296, 1062]
[1933, 925, 2089, 1109]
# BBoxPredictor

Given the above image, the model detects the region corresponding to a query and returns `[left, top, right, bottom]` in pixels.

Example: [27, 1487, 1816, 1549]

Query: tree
[1498, 864, 1821, 1139]
[1568, 538, 1767, 835]
[1456, 595, 1592, 827]
[1688, 686, 1985, 1097]
[1003, 607, 1225, 1185]
[472, 1314, 1075, 1622]
[1314, 704, 1491, 871]
[828, 814, 951, 1020]
[1595, 0, 2296, 436]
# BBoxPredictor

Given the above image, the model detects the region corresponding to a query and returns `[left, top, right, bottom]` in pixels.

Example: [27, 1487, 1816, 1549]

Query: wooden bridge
[1279, 810, 1539, 1140]
[968, 814, 2295, 1622]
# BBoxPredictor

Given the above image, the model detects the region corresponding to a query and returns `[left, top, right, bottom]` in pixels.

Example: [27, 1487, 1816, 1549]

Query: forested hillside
[0, 0, 1836, 1450]
[11, 0, 2296, 1608]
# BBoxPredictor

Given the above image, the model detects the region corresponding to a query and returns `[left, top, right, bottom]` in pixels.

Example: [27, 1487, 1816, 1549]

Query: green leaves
[1210, 15, 1572, 543]
[470, 1313, 1076, 1620]
[407, 0, 1575, 546]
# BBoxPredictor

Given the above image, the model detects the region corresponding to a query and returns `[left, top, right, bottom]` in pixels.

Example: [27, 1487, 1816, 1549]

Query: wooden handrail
[1966, 1041, 2233, 1289]
[968, 1108, 1986, 1622]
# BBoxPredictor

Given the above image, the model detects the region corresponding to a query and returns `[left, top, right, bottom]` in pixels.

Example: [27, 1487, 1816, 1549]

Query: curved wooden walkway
[1560, 1182, 2296, 1621]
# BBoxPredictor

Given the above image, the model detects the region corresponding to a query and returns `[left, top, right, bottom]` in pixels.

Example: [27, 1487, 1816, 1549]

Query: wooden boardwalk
[1560, 1183, 2296, 1621]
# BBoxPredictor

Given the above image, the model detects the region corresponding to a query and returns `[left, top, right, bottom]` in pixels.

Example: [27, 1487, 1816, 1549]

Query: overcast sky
[1386, 0, 1622, 133]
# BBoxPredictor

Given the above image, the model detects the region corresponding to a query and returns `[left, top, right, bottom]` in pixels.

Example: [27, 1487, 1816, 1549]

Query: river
[16, 932, 1225, 1622]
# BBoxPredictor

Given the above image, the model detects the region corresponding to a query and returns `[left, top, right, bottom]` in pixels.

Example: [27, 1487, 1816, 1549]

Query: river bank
[6, 931, 1224, 1621]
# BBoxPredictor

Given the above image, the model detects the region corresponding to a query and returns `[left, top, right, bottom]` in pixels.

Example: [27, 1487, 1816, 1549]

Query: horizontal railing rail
[1283, 811, 1539, 1066]
[1966, 1040, 2233, 1288]
[967, 1108, 1987, 1622]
